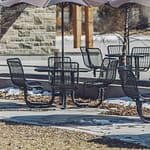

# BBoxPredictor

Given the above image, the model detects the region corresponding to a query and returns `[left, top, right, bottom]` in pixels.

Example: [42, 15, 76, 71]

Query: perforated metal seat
[7, 58, 54, 108]
[118, 66, 150, 123]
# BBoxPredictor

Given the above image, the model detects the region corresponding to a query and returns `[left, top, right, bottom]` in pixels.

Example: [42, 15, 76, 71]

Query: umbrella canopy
[0, 0, 47, 7]
[109, 0, 150, 8]
[0, 0, 89, 7]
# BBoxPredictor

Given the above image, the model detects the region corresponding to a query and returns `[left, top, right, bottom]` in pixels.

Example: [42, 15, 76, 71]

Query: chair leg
[71, 90, 89, 107]
[87, 88, 103, 108]
[23, 88, 54, 108]
[61, 92, 66, 109]
[100, 88, 104, 102]
[136, 100, 150, 123]
[72, 88, 103, 108]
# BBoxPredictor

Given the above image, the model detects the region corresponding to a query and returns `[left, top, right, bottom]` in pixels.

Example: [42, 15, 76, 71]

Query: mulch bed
[0, 90, 149, 116]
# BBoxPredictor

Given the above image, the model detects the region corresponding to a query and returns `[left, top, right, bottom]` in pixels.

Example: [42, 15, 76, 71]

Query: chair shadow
[0, 101, 27, 109]
[0, 101, 56, 111]
[88, 134, 149, 149]
[3, 112, 142, 126]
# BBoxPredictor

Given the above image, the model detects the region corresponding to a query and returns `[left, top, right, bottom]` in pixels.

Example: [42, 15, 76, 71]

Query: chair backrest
[48, 56, 72, 81]
[107, 45, 123, 55]
[80, 46, 103, 69]
[80, 46, 103, 76]
[7, 58, 26, 88]
[99, 57, 118, 86]
[131, 47, 150, 71]
[118, 66, 139, 100]
[48, 56, 71, 68]
[50, 61, 79, 90]
[80, 46, 91, 68]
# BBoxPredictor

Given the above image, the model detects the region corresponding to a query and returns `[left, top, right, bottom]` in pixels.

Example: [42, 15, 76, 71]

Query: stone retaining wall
[0, 4, 56, 55]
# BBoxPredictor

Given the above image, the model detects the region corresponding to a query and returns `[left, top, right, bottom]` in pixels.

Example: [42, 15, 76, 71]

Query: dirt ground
[0, 92, 149, 149]
[0, 121, 148, 150]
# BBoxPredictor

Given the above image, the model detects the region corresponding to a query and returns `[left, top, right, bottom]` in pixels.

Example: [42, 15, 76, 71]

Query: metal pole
[127, 6, 130, 55]
[61, 4, 64, 62]
[60, 3, 65, 108]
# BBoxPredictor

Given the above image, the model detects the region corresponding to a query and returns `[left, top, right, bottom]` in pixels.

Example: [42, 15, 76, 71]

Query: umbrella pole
[61, 4, 65, 63]
[126, 6, 130, 55]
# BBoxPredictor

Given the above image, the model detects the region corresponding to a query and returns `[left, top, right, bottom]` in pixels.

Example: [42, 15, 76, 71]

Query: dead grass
[0, 121, 148, 150]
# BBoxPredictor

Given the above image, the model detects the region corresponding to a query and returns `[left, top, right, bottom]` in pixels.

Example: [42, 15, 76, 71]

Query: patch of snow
[0, 87, 149, 109]
[0, 87, 51, 97]
[104, 97, 136, 107]
[104, 97, 150, 109]
[0, 87, 22, 96]
[92, 119, 111, 125]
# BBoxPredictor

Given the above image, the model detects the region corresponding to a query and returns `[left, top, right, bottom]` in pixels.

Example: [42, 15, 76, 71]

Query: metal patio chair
[7, 58, 54, 108]
[107, 45, 123, 65]
[48, 56, 72, 104]
[80, 46, 103, 77]
[73, 57, 118, 107]
[48, 56, 72, 67]
[118, 66, 150, 123]
[107, 45, 123, 55]
[49, 61, 79, 109]
[48, 56, 72, 83]
[129, 47, 150, 79]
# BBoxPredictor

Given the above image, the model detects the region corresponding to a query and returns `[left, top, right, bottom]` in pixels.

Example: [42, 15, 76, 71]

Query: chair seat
[140, 93, 150, 101]
[85, 80, 105, 88]
[26, 80, 42, 89]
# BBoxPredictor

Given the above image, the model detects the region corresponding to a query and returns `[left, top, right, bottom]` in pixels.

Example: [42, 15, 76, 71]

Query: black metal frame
[107, 45, 124, 65]
[107, 45, 123, 55]
[73, 57, 118, 107]
[131, 47, 150, 71]
[48, 56, 72, 105]
[49, 61, 79, 109]
[80, 46, 103, 77]
[118, 66, 150, 123]
[126, 47, 150, 80]
[7, 58, 54, 108]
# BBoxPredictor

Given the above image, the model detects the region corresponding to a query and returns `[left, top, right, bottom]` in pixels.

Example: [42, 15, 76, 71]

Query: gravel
[0, 121, 148, 150]
[0, 91, 149, 149]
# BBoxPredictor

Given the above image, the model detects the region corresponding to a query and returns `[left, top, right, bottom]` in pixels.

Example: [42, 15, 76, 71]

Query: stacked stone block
[0, 4, 56, 55]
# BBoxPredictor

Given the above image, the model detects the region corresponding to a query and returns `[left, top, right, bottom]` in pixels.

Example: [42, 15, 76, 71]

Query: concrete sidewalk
[0, 99, 150, 148]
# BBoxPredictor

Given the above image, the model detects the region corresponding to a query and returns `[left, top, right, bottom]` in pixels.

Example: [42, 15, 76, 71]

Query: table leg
[61, 90, 66, 109]
[134, 57, 140, 80]
[119, 57, 123, 66]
